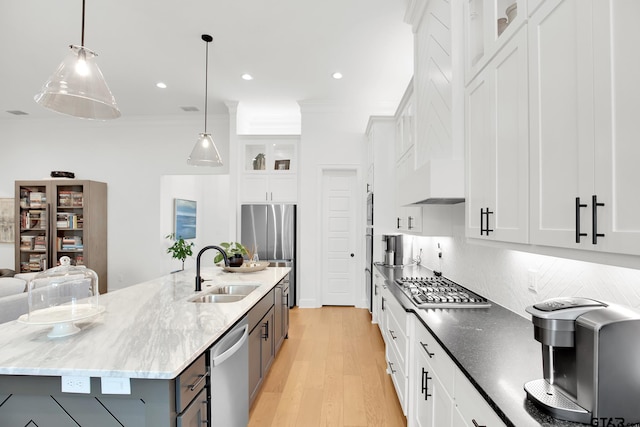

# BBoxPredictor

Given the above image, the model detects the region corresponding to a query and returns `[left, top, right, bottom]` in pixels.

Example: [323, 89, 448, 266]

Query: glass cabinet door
[465, 0, 524, 83]
[243, 141, 296, 173]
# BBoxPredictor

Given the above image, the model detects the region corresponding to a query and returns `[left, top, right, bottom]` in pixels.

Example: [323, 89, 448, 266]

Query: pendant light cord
[81, 0, 86, 47]
[203, 37, 209, 133]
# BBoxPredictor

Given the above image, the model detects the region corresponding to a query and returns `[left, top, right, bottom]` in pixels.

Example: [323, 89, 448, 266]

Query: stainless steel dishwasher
[209, 316, 249, 427]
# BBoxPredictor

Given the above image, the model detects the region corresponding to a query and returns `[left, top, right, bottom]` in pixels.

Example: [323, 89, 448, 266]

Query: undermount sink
[191, 294, 246, 303]
[210, 284, 260, 295]
[190, 283, 261, 303]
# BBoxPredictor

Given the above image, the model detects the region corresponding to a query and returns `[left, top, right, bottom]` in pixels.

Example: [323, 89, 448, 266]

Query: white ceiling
[0, 0, 414, 124]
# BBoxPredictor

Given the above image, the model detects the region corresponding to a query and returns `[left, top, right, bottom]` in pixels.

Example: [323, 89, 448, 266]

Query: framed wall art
[0, 198, 14, 243]
[174, 199, 197, 240]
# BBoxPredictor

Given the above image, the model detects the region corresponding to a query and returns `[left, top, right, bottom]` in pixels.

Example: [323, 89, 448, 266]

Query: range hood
[397, 158, 465, 205]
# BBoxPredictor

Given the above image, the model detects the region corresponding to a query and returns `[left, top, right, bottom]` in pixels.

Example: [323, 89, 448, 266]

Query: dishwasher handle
[212, 323, 249, 367]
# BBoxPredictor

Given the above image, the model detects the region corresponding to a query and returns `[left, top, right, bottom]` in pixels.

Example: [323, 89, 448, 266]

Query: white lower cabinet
[372, 270, 386, 327]
[453, 369, 506, 427]
[380, 284, 409, 415]
[409, 315, 506, 427]
[410, 315, 454, 427]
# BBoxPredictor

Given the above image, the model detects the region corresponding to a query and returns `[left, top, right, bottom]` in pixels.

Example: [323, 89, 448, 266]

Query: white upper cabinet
[397, 0, 464, 207]
[366, 117, 397, 233]
[465, 26, 529, 243]
[529, 0, 640, 255]
[464, 0, 527, 84]
[239, 136, 298, 203]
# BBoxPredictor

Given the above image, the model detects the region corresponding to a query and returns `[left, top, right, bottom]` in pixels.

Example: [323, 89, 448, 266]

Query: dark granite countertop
[374, 263, 586, 427]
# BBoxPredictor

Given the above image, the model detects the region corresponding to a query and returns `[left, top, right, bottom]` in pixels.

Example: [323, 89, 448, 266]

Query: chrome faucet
[195, 245, 229, 292]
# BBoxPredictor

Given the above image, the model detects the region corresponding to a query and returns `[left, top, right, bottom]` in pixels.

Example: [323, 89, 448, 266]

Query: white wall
[297, 102, 370, 308]
[410, 205, 640, 318]
[0, 114, 232, 291]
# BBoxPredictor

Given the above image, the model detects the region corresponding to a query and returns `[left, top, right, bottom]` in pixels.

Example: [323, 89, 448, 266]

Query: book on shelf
[58, 190, 72, 207]
[28, 192, 46, 208]
[75, 255, 84, 265]
[71, 192, 83, 207]
[56, 212, 83, 229]
[20, 235, 35, 250]
[34, 235, 46, 250]
[61, 235, 83, 250]
[58, 190, 83, 207]
[21, 210, 46, 229]
[28, 254, 46, 271]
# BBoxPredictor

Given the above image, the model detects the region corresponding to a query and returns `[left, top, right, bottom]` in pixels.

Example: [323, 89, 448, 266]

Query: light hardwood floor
[248, 306, 407, 427]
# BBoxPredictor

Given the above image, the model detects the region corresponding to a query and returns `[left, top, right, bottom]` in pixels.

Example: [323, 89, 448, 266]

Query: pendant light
[187, 34, 223, 167]
[34, 0, 120, 120]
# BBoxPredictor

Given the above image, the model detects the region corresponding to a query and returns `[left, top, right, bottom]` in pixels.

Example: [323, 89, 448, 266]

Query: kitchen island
[375, 263, 588, 427]
[0, 265, 290, 426]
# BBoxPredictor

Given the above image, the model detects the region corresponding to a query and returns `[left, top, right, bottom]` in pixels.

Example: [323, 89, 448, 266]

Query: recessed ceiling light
[241, 74, 253, 81]
[156, 82, 167, 89]
[332, 72, 343, 80]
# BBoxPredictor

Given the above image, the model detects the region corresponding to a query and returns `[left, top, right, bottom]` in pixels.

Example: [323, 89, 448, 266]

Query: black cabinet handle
[420, 341, 434, 358]
[408, 216, 414, 229]
[396, 217, 401, 229]
[421, 368, 432, 400]
[575, 197, 588, 243]
[388, 361, 396, 374]
[261, 321, 269, 340]
[592, 195, 605, 244]
[480, 208, 494, 235]
[381, 297, 386, 311]
[472, 420, 486, 427]
[389, 330, 397, 340]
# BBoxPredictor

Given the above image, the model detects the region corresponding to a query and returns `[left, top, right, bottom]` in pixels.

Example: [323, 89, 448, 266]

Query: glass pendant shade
[187, 34, 223, 167]
[188, 133, 223, 166]
[34, 45, 121, 120]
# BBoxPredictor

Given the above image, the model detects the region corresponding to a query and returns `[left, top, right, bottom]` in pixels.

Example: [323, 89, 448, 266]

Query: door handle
[480, 207, 494, 235]
[421, 368, 432, 401]
[188, 371, 209, 391]
[420, 341, 434, 358]
[592, 195, 605, 244]
[575, 197, 588, 243]
[212, 325, 249, 366]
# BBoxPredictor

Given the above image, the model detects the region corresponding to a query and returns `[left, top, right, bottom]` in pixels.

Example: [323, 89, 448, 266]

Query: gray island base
[0, 266, 290, 426]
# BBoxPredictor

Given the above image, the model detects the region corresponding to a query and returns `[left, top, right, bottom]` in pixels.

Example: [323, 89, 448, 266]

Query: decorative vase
[229, 254, 244, 267]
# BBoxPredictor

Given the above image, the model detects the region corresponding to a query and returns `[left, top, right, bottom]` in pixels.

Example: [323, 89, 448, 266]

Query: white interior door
[321, 169, 358, 306]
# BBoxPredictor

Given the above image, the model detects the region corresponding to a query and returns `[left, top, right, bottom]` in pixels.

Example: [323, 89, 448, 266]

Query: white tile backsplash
[412, 236, 640, 318]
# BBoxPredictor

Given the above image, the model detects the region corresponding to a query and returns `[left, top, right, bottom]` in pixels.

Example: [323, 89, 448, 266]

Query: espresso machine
[382, 234, 412, 267]
[524, 297, 640, 424]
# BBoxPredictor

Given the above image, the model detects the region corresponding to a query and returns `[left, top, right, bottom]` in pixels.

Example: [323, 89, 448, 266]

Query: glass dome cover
[19, 256, 104, 338]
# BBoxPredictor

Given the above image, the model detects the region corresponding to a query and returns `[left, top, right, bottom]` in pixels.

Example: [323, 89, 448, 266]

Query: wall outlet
[61, 375, 91, 394]
[528, 269, 538, 293]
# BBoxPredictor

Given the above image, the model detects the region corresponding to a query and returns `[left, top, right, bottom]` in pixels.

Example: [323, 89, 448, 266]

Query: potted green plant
[165, 233, 194, 271]
[214, 242, 248, 265]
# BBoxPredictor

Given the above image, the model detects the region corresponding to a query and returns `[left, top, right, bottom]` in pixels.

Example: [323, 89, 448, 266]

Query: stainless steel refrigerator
[241, 204, 296, 307]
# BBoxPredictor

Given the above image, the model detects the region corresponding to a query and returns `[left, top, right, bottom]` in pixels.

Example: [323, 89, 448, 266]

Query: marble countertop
[0, 266, 289, 380]
[375, 263, 585, 427]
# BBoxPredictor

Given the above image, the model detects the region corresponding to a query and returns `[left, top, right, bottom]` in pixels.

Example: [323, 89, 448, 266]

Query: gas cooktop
[395, 276, 490, 309]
